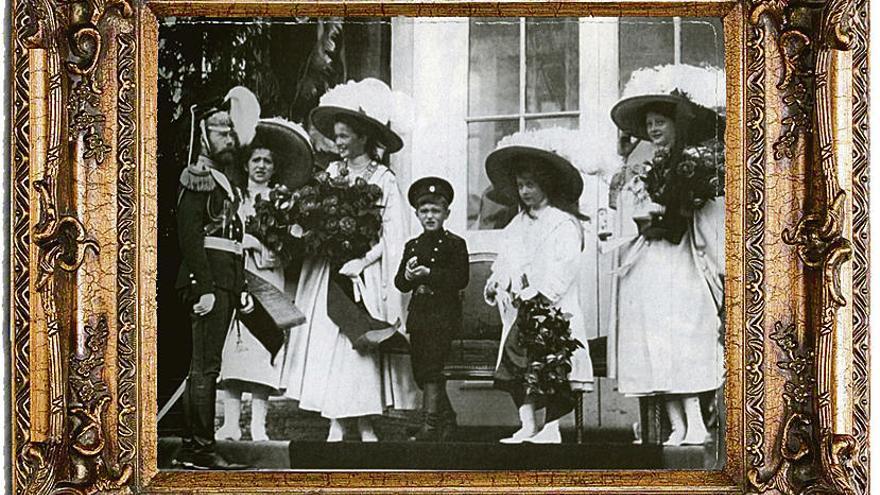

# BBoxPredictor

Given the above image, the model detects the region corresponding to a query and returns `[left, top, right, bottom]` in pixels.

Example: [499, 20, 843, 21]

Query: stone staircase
[158, 396, 719, 470]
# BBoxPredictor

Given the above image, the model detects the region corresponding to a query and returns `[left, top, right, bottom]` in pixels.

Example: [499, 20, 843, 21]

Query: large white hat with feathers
[309, 78, 413, 154]
[620, 64, 725, 109]
[611, 64, 725, 145]
[494, 127, 614, 177]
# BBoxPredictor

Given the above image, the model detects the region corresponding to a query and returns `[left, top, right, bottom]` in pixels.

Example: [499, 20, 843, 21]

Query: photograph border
[8, 0, 868, 493]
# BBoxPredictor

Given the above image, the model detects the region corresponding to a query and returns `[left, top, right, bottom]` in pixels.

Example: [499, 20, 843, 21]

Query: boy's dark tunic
[394, 229, 469, 387]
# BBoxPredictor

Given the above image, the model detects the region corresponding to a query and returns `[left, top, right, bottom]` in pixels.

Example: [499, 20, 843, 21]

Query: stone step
[159, 428, 717, 470]
[286, 440, 665, 470]
[159, 437, 291, 470]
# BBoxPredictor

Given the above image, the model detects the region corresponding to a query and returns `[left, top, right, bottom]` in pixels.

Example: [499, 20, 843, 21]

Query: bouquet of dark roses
[245, 185, 302, 264]
[287, 171, 384, 269]
[634, 140, 724, 243]
[515, 297, 585, 398]
[641, 140, 725, 211]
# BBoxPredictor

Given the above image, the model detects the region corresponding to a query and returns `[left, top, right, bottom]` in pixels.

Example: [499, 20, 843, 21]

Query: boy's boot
[409, 382, 444, 442]
[410, 412, 445, 442]
[438, 386, 457, 441]
[406, 409, 427, 437]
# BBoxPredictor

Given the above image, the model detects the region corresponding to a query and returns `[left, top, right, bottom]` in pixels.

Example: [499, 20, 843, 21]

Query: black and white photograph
[155, 16, 727, 471]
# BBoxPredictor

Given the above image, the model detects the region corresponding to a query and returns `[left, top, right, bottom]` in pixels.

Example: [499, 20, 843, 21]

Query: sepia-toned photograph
[155, 16, 727, 471]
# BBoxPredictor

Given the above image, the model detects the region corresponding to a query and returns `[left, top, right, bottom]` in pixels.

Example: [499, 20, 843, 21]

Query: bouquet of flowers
[515, 297, 585, 398]
[641, 140, 725, 211]
[246, 185, 302, 264]
[287, 171, 384, 269]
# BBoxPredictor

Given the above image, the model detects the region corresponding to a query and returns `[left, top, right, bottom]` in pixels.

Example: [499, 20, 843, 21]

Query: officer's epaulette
[179, 163, 217, 192]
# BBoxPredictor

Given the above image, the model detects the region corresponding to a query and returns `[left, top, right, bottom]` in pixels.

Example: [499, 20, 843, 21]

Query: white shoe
[358, 418, 378, 442]
[682, 428, 710, 445]
[250, 427, 269, 442]
[663, 428, 685, 447]
[524, 422, 561, 444]
[327, 419, 344, 442]
[499, 427, 537, 444]
[632, 422, 643, 445]
[216, 423, 242, 441]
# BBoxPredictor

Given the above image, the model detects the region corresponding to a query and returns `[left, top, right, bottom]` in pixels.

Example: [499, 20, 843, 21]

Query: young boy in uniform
[395, 177, 469, 442]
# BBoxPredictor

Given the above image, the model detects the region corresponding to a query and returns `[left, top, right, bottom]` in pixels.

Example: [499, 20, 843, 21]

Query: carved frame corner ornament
[8, 0, 869, 493]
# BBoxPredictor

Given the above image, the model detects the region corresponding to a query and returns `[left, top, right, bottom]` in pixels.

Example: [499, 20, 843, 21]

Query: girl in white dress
[608, 74, 725, 446]
[216, 119, 313, 442]
[483, 139, 594, 444]
[283, 79, 418, 441]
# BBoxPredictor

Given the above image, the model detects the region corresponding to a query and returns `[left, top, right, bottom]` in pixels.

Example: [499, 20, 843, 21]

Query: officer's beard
[209, 148, 237, 170]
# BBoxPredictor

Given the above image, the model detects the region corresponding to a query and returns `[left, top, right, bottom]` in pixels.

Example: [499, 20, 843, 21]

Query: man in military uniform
[173, 94, 254, 470]
[395, 177, 469, 442]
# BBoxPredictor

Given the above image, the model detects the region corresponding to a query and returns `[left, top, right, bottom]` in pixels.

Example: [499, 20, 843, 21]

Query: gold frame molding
[8, 0, 869, 493]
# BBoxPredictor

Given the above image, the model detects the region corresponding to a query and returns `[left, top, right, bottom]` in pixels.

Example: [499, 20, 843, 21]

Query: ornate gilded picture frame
[8, 0, 868, 493]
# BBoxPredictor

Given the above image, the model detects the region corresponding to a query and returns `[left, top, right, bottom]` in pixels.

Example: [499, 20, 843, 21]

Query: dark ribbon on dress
[636, 209, 689, 244]
[238, 270, 306, 365]
[326, 271, 409, 353]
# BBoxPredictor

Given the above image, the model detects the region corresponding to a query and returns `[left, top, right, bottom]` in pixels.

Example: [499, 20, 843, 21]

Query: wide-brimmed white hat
[485, 128, 585, 206]
[610, 64, 725, 145]
[310, 78, 412, 154]
[240, 118, 314, 190]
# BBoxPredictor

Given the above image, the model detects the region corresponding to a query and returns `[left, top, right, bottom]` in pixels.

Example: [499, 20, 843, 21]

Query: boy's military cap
[408, 176, 454, 208]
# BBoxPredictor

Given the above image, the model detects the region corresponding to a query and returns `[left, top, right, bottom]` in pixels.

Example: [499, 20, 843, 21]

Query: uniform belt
[413, 285, 467, 298]
[414, 285, 435, 296]
[204, 236, 243, 255]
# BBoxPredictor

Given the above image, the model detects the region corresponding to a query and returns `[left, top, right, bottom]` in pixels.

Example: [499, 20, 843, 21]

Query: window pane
[681, 17, 724, 67]
[468, 18, 520, 116]
[618, 18, 674, 92]
[467, 119, 519, 230]
[524, 115, 579, 131]
[525, 18, 579, 113]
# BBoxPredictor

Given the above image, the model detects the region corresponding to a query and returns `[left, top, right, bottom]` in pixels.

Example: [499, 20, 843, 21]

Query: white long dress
[610, 174, 725, 396]
[218, 190, 288, 394]
[603, 142, 657, 379]
[487, 205, 594, 390]
[283, 162, 419, 418]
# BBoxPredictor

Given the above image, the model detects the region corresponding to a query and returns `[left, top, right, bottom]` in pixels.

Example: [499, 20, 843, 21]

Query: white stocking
[216, 388, 242, 441]
[664, 398, 686, 446]
[682, 395, 709, 444]
[358, 417, 378, 442]
[327, 418, 344, 442]
[250, 390, 269, 442]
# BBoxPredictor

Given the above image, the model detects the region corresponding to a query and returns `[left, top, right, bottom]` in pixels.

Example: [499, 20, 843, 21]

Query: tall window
[466, 17, 579, 230]
[618, 17, 724, 90]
